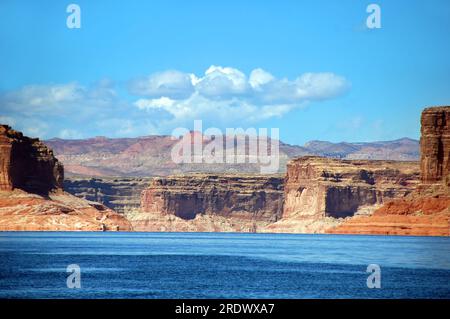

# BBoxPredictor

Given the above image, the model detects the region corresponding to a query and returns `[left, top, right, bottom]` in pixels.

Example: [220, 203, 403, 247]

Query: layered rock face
[0, 124, 131, 231]
[327, 196, 449, 236]
[420, 106, 450, 185]
[129, 174, 284, 232]
[0, 125, 63, 194]
[64, 177, 152, 214]
[329, 106, 450, 236]
[283, 157, 419, 218]
[265, 157, 420, 233]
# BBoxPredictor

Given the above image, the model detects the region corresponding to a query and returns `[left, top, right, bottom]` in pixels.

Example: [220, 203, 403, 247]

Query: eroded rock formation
[0, 191, 132, 231]
[420, 106, 450, 185]
[264, 157, 420, 233]
[64, 177, 152, 214]
[0, 125, 63, 194]
[329, 106, 450, 236]
[0, 124, 131, 231]
[129, 174, 284, 232]
[327, 196, 449, 236]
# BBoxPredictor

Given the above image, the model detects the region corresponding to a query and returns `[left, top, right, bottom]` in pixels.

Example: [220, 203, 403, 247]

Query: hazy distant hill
[45, 136, 419, 177]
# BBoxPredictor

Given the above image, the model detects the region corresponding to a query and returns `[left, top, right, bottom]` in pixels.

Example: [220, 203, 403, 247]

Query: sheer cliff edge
[0, 125, 131, 231]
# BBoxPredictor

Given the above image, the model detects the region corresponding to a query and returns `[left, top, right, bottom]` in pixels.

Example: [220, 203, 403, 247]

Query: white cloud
[130, 66, 350, 128]
[2, 83, 82, 112]
[0, 66, 350, 138]
[249, 68, 275, 89]
[135, 96, 176, 110]
[195, 65, 249, 98]
[128, 70, 194, 99]
[0, 80, 138, 138]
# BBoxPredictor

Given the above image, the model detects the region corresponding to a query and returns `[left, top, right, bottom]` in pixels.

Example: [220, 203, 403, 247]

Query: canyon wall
[264, 157, 420, 233]
[64, 177, 152, 214]
[0, 125, 63, 194]
[129, 174, 284, 232]
[130, 158, 420, 234]
[283, 157, 419, 218]
[0, 124, 131, 231]
[329, 106, 450, 236]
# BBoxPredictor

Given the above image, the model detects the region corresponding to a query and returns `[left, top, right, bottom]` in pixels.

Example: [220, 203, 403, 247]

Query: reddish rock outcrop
[327, 196, 449, 236]
[0, 124, 132, 231]
[420, 106, 450, 185]
[0, 125, 63, 194]
[0, 190, 132, 231]
[129, 174, 284, 232]
[264, 157, 420, 233]
[329, 106, 450, 236]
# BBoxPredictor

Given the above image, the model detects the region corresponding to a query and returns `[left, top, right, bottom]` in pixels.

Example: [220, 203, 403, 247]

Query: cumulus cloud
[128, 70, 194, 99]
[0, 66, 350, 138]
[130, 65, 350, 128]
[195, 65, 250, 98]
[0, 80, 140, 138]
[249, 68, 275, 89]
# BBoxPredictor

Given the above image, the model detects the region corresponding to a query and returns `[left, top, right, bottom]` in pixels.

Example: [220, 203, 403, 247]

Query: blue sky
[1, 0, 449, 145]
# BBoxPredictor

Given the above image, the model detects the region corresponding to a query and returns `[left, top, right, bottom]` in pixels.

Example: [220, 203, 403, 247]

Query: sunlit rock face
[282, 156, 419, 219]
[420, 106, 450, 185]
[329, 106, 450, 236]
[0, 124, 63, 194]
[131, 174, 284, 232]
[0, 124, 132, 231]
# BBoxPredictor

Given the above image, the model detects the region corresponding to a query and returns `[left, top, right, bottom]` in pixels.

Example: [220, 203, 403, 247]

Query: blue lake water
[0, 232, 449, 298]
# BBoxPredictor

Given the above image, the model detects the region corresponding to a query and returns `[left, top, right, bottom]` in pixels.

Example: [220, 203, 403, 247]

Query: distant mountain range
[45, 135, 419, 177]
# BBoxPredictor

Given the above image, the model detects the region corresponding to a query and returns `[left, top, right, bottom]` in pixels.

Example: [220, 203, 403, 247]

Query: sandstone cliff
[128, 174, 284, 232]
[326, 196, 449, 236]
[263, 157, 420, 233]
[0, 125, 63, 194]
[0, 124, 131, 231]
[129, 157, 420, 234]
[420, 106, 450, 185]
[64, 177, 152, 214]
[329, 106, 450, 236]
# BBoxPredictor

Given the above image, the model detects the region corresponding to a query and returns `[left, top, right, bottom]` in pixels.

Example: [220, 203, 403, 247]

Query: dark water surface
[0, 232, 449, 298]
